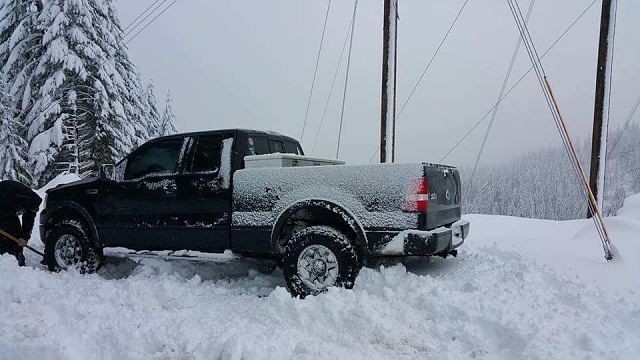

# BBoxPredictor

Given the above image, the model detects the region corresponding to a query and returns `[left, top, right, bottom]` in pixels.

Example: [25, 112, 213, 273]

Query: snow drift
[0, 176, 638, 359]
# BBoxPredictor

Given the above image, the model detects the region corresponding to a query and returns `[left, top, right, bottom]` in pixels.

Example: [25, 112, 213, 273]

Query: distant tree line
[0, 0, 177, 187]
[462, 124, 640, 220]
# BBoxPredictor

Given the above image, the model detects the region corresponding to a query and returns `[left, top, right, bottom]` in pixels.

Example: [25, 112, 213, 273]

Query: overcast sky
[115, 0, 639, 168]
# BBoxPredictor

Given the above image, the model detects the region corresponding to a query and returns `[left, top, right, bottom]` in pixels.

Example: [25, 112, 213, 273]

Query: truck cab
[40, 130, 301, 258]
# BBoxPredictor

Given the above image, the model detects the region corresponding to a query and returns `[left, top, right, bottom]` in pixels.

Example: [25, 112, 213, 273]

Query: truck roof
[151, 129, 299, 144]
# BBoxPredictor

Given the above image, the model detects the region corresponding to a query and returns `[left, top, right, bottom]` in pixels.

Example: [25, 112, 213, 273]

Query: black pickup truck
[41, 129, 469, 296]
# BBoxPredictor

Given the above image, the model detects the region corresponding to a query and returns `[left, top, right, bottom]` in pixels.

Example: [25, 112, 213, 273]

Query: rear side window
[284, 141, 302, 155]
[191, 135, 224, 173]
[270, 139, 301, 155]
[269, 140, 284, 153]
[246, 136, 269, 156]
[125, 138, 184, 180]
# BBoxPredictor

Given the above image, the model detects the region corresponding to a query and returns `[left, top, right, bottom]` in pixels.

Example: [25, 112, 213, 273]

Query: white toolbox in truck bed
[244, 153, 345, 168]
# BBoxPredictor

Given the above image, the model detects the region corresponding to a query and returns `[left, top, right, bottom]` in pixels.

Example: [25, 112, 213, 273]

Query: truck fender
[42, 201, 100, 247]
[270, 199, 367, 253]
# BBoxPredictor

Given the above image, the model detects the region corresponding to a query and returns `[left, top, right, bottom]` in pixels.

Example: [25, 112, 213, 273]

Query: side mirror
[99, 164, 115, 181]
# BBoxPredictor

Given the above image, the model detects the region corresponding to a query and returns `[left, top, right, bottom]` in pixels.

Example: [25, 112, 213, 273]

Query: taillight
[403, 178, 429, 213]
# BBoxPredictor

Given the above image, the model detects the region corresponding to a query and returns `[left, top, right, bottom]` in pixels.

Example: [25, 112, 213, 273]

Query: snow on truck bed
[1, 177, 639, 359]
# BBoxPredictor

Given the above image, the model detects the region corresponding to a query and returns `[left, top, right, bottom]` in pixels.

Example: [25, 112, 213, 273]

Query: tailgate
[423, 164, 461, 230]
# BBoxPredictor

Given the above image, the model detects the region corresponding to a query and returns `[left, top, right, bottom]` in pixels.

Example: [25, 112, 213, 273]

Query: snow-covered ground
[1, 177, 639, 359]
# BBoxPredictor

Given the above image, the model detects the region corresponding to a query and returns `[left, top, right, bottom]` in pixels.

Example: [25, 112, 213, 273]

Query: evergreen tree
[103, 0, 151, 148]
[26, 0, 131, 184]
[0, 76, 31, 183]
[160, 89, 177, 136]
[1, 0, 42, 133]
[0, 0, 157, 184]
[462, 125, 640, 220]
[145, 79, 162, 139]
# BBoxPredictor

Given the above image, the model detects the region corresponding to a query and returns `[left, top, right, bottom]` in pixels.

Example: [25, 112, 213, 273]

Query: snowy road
[1, 197, 639, 359]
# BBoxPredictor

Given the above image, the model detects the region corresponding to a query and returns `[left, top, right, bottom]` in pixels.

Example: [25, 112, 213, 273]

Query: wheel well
[273, 201, 366, 252]
[45, 206, 94, 244]
[49, 208, 84, 224]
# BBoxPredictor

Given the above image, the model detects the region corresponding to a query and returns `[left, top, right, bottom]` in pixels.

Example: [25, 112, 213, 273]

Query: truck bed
[232, 162, 461, 232]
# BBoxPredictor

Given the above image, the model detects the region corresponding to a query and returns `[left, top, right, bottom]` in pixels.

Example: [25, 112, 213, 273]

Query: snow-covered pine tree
[462, 126, 640, 220]
[160, 89, 177, 136]
[145, 79, 162, 139]
[1, 0, 42, 139]
[0, 75, 31, 183]
[26, 0, 132, 185]
[0, 0, 22, 65]
[0, 0, 40, 69]
[103, 0, 151, 148]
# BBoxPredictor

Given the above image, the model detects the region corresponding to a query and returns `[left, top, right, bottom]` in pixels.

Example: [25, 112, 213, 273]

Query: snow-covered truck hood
[46, 177, 98, 193]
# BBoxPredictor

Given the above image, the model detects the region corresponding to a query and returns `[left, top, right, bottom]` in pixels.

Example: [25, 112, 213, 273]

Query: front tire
[282, 226, 362, 297]
[44, 221, 104, 273]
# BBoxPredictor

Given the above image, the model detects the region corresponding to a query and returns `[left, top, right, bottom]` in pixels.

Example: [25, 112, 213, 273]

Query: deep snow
[0, 177, 638, 359]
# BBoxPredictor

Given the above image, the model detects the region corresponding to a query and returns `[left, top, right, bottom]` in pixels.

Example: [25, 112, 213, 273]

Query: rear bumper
[372, 219, 470, 256]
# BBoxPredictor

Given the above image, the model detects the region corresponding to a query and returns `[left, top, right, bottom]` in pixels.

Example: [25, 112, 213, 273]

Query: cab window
[269, 140, 284, 154]
[125, 138, 184, 180]
[191, 135, 224, 173]
[246, 136, 269, 156]
[270, 139, 301, 155]
[284, 141, 302, 155]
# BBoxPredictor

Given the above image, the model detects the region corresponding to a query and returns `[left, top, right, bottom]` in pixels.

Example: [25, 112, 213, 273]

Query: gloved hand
[16, 250, 25, 267]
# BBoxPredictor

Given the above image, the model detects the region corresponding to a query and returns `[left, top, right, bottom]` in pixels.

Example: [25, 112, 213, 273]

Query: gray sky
[116, 0, 639, 168]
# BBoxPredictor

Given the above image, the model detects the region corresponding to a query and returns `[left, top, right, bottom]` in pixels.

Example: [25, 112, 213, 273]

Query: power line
[608, 93, 640, 155]
[438, 0, 598, 163]
[125, 0, 181, 45]
[396, 0, 471, 121]
[300, 0, 332, 142]
[336, 0, 359, 159]
[123, 0, 165, 34]
[467, 0, 536, 194]
[311, 13, 355, 155]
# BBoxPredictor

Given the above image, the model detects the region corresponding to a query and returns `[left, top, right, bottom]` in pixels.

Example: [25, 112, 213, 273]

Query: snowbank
[0, 187, 638, 359]
[29, 173, 82, 248]
[617, 193, 640, 221]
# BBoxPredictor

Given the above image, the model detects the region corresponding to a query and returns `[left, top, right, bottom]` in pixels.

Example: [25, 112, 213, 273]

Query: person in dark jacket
[0, 180, 42, 266]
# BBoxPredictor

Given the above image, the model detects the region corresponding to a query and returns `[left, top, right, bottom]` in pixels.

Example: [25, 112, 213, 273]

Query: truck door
[176, 133, 235, 252]
[97, 138, 185, 250]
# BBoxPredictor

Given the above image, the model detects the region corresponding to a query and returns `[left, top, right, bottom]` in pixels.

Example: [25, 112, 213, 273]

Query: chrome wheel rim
[297, 244, 339, 291]
[54, 234, 83, 269]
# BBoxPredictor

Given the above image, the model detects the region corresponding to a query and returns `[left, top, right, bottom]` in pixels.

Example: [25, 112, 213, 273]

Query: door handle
[163, 183, 177, 196]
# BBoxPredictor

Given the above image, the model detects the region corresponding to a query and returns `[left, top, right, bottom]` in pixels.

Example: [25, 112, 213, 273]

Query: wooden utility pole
[588, 0, 616, 218]
[380, 0, 398, 163]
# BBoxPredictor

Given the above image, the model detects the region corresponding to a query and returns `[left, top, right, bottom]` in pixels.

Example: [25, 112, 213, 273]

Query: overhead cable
[336, 0, 359, 159]
[467, 0, 536, 194]
[607, 93, 640, 155]
[123, 0, 166, 35]
[438, 0, 598, 163]
[312, 13, 355, 155]
[301, 0, 333, 142]
[125, 0, 181, 45]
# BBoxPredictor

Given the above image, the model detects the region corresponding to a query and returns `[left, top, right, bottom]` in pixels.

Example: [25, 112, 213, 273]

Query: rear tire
[282, 226, 361, 297]
[44, 221, 104, 274]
